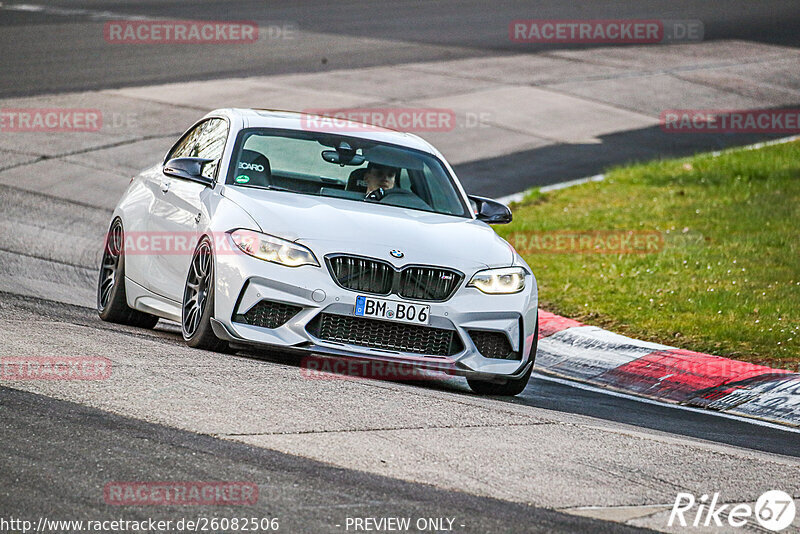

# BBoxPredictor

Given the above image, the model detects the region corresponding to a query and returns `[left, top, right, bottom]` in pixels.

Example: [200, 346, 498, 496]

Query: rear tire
[467, 319, 538, 396]
[181, 237, 230, 352]
[97, 218, 160, 328]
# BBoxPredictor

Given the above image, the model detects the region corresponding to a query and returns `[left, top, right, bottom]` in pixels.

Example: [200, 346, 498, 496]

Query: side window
[196, 119, 228, 179]
[422, 163, 462, 215]
[167, 123, 203, 160]
[166, 118, 228, 180]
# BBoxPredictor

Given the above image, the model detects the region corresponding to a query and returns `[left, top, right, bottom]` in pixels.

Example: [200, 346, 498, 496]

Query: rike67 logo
[669, 490, 796, 531]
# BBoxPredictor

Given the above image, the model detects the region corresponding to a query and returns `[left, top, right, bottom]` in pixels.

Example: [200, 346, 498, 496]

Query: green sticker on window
[235, 174, 250, 184]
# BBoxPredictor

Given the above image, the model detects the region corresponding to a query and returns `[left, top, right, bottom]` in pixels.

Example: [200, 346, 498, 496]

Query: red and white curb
[536, 310, 800, 428]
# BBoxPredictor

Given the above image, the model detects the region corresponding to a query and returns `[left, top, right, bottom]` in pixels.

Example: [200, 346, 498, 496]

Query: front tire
[181, 237, 230, 352]
[97, 219, 159, 328]
[467, 319, 538, 396]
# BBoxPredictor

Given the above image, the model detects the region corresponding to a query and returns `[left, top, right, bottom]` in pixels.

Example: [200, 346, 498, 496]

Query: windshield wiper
[264, 185, 292, 192]
[239, 184, 294, 193]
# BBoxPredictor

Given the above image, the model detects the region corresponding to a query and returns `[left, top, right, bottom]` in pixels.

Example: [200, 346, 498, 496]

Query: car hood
[220, 187, 513, 270]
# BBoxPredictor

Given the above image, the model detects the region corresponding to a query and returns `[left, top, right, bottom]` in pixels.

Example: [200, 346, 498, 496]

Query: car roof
[206, 108, 442, 156]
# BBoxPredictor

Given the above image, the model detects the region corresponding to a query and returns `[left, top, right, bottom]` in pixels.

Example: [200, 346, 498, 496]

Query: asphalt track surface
[0, 286, 798, 531]
[0, 386, 643, 534]
[2, 292, 798, 459]
[1, 2, 799, 533]
[1, 0, 800, 97]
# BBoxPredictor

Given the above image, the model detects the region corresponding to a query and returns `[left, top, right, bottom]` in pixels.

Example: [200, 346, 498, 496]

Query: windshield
[225, 129, 469, 217]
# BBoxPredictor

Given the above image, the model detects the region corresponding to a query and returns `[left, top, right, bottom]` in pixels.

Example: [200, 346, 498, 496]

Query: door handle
[160, 181, 170, 193]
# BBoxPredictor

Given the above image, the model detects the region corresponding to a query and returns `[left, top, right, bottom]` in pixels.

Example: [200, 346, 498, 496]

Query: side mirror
[468, 195, 512, 224]
[163, 157, 215, 187]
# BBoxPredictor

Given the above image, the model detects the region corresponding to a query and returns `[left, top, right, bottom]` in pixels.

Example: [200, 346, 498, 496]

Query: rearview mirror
[163, 157, 215, 187]
[321, 150, 365, 166]
[468, 195, 512, 224]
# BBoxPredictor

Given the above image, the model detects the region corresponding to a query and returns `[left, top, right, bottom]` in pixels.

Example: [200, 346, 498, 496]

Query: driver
[363, 162, 398, 197]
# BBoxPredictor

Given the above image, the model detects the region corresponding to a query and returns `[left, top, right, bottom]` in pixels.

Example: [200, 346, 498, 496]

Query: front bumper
[213, 250, 538, 379]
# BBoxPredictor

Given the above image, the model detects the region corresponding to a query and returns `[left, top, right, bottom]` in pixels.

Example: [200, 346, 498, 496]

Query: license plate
[354, 295, 430, 325]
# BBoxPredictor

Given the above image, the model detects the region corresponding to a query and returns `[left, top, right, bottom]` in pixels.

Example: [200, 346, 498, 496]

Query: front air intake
[468, 330, 520, 360]
[306, 313, 463, 356]
[235, 300, 302, 329]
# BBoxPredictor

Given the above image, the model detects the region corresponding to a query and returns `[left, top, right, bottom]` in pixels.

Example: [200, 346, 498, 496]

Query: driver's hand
[365, 187, 385, 201]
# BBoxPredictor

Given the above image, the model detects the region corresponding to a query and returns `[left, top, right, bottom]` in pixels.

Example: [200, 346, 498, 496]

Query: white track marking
[497, 134, 800, 205]
[710, 134, 800, 156]
[2, 3, 153, 21]
[533, 372, 800, 434]
[498, 174, 606, 204]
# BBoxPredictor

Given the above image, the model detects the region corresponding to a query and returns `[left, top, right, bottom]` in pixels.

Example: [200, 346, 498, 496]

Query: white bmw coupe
[98, 109, 538, 395]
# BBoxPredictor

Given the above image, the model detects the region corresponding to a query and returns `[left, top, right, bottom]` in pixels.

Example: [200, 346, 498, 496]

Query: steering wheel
[366, 187, 431, 210]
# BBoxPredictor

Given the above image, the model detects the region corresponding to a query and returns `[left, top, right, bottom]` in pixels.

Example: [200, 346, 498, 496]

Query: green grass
[500, 141, 800, 368]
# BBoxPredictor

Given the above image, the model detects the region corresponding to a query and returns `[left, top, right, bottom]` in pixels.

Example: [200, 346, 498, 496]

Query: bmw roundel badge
[390, 250, 404, 258]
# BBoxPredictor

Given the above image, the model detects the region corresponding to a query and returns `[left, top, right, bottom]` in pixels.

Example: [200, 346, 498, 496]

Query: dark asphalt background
[0, 294, 797, 532]
[2, 0, 798, 194]
[0, 386, 650, 534]
[1, 0, 800, 97]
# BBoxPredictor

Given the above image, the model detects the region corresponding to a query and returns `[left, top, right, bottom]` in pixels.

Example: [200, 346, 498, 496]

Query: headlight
[230, 229, 319, 267]
[467, 267, 526, 294]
